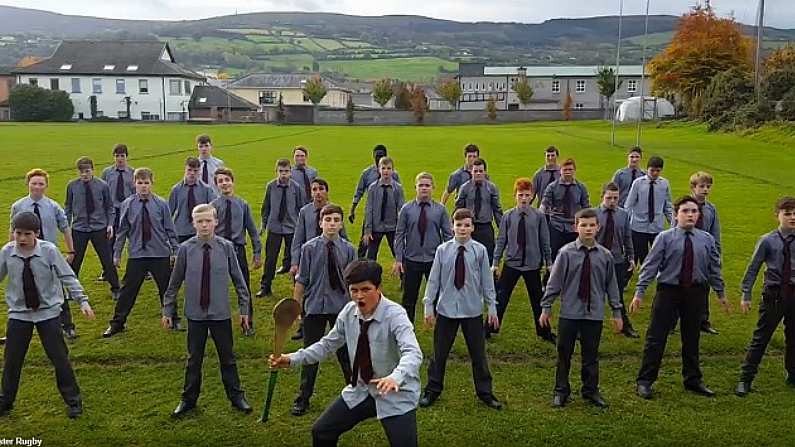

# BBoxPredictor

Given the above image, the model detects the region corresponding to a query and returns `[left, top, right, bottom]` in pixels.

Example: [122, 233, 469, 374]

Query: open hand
[370, 377, 399, 396]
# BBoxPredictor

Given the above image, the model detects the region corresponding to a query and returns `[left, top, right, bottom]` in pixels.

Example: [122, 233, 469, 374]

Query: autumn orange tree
[648, 6, 753, 115]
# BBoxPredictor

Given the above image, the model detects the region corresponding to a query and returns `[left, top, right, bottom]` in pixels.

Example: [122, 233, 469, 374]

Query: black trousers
[71, 229, 120, 291]
[177, 234, 195, 244]
[261, 232, 293, 289]
[555, 318, 603, 398]
[614, 262, 634, 329]
[183, 319, 244, 404]
[637, 284, 708, 387]
[60, 299, 74, 332]
[425, 315, 493, 398]
[631, 231, 658, 266]
[472, 223, 495, 264]
[365, 231, 396, 261]
[299, 314, 352, 402]
[402, 260, 432, 324]
[549, 226, 577, 264]
[312, 396, 417, 447]
[1, 317, 81, 408]
[109, 257, 174, 329]
[104, 209, 121, 277]
[233, 245, 253, 323]
[740, 287, 795, 383]
[491, 267, 549, 337]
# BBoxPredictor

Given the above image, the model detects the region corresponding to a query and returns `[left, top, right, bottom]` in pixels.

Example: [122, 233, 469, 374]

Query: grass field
[0, 120, 793, 446]
[320, 56, 458, 82]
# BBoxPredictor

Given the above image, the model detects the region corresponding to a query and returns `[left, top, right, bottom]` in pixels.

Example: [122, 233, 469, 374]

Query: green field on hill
[0, 120, 793, 446]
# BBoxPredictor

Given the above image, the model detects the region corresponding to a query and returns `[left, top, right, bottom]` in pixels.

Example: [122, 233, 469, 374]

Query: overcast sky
[3, 0, 794, 28]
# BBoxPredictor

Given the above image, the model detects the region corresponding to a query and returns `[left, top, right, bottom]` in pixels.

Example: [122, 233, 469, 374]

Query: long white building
[14, 40, 205, 121]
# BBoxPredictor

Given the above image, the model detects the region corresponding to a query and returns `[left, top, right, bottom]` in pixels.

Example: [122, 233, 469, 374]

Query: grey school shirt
[741, 228, 795, 302]
[199, 155, 224, 194]
[493, 206, 551, 271]
[531, 165, 561, 206]
[364, 179, 405, 234]
[210, 195, 262, 259]
[611, 166, 646, 207]
[455, 180, 503, 226]
[595, 205, 635, 264]
[163, 235, 251, 320]
[674, 200, 722, 256]
[540, 179, 590, 233]
[634, 227, 725, 299]
[541, 239, 622, 321]
[261, 178, 305, 235]
[395, 199, 453, 263]
[10, 196, 69, 245]
[0, 240, 88, 323]
[423, 238, 497, 319]
[65, 177, 114, 232]
[289, 297, 422, 419]
[446, 166, 472, 195]
[168, 180, 217, 237]
[114, 193, 179, 259]
[290, 202, 350, 267]
[101, 165, 135, 208]
[291, 165, 318, 204]
[625, 175, 673, 234]
[353, 165, 401, 206]
[296, 235, 356, 316]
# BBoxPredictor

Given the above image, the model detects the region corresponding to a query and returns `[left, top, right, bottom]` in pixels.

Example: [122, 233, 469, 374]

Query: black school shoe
[67, 403, 83, 419]
[102, 325, 124, 338]
[172, 400, 196, 417]
[291, 398, 309, 416]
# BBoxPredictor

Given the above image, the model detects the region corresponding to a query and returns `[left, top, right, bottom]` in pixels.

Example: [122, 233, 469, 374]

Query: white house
[14, 40, 205, 121]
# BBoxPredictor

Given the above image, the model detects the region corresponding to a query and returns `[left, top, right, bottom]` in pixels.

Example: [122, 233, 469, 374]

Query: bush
[707, 99, 773, 131]
[780, 88, 795, 121]
[9, 85, 74, 121]
[702, 67, 754, 121]
[762, 69, 795, 101]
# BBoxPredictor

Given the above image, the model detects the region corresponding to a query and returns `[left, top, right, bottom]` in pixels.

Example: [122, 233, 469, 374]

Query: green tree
[596, 67, 623, 118]
[437, 78, 462, 110]
[780, 88, 795, 121]
[393, 82, 412, 111]
[408, 84, 427, 124]
[10, 85, 74, 121]
[702, 67, 754, 121]
[372, 78, 394, 108]
[512, 77, 534, 107]
[486, 96, 498, 122]
[346, 95, 355, 124]
[762, 69, 795, 101]
[303, 76, 327, 106]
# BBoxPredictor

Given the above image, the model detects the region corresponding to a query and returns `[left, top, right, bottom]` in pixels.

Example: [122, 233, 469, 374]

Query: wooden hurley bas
[259, 298, 301, 423]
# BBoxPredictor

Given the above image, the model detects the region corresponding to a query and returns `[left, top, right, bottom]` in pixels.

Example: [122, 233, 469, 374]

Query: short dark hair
[674, 195, 699, 213]
[196, 134, 211, 145]
[76, 156, 93, 170]
[133, 167, 153, 182]
[12, 211, 40, 233]
[464, 143, 480, 156]
[628, 146, 642, 155]
[276, 158, 291, 169]
[113, 143, 128, 156]
[373, 144, 387, 154]
[214, 167, 234, 182]
[452, 207, 474, 222]
[472, 158, 486, 169]
[775, 197, 795, 212]
[575, 208, 598, 222]
[293, 146, 308, 156]
[320, 204, 344, 218]
[311, 178, 329, 192]
[343, 259, 383, 288]
[647, 156, 664, 169]
[185, 156, 200, 169]
[602, 182, 620, 195]
[545, 145, 559, 156]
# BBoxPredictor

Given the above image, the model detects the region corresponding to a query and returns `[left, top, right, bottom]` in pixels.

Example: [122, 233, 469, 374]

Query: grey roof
[188, 85, 258, 110]
[482, 65, 646, 77]
[230, 73, 348, 91]
[0, 66, 12, 76]
[12, 40, 205, 80]
[458, 63, 487, 77]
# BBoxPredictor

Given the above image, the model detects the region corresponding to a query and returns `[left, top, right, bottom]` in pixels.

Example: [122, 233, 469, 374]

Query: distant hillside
[1, 6, 793, 82]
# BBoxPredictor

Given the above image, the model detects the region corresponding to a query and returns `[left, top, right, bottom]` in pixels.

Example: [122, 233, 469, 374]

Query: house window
[92, 78, 102, 94]
[183, 80, 191, 95]
[103, 65, 115, 71]
[576, 80, 586, 93]
[141, 111, 150, 120]
[552, 80, 560, 94]
[575, 103, 585, 110]
[627, 80, 638, 93]
[71, 78, 81, 93]
[139, 79, 148, 94]
[116, 79, 125, 94]
[167, 112, 185, 121]
[260, 91, 278, 104]
[29, 78, 38, 86]
[50, 78, 59, 90]
[118, 111, 129, 119]
[95, 110, 104, 118]
[169, 80, 181, 96]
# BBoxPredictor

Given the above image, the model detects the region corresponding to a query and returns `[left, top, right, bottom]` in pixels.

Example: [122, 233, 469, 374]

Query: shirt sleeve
[454, 185, 467, 210]
[385, 310, 423, 386]
[290, 313, 347, 367]
[168, 186, 179, 221]
[102, 183, 114, 226]
[260, 183, 271, 232]
[64, 183, 74, 225]
[711, 207, 722, 257]
[394, 204, 408, 263]
[540, 183, 554, 213]
[228, 242, 251, 316]
[579, 184, 590, 209]
[707, 236, 726, 298]
[244, 204, 262, 259]
[163, 244, 186, 317]
[623, 214, 634, 263]
[423, 247, 443, 318]
[492, 211, 508, 268]
[541, 250, 567, 313]
[162, 201, 179, 253]
[54, 203, 69, 233]
[741, 236, 768, 302]
[52, 247, 88, 305]
[663, 183, 674, 225]
[490, 184, 503, 226]
[446, 172, 458, 194]
[353, 171, 368, 205]
[113, 201, 130, 259]
[480, 245, 497, 316]
[440, 207, 453, 241]
[291, 211, 306, 267]
[605, 257, 622, 318]
[625, 180, 638, 212]
[363, 184, 374, 233]
[635, 233, 666, 298]
[296, 243, 312, 287]
[540, 213, 552, 266]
